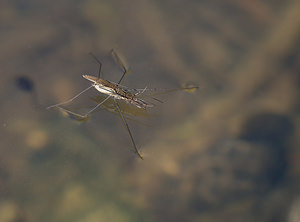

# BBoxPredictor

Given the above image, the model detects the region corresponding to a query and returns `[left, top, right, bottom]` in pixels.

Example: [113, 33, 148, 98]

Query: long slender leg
[114, 99, 143, 159]
[56, 106, 90, 122]
[111, 49, 130, 84]
[151, 97, 164, 103]
[89, 53, 102, 79]
[47, 85, 94, 109]
[83, 95, 111, 117]
[138, 86, 199, 99]
[134, 86, 148, 96]
[56, 95, 111, 118]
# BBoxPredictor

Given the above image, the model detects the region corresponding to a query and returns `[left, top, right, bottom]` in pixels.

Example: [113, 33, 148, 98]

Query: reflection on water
[0, 0, 300, 221]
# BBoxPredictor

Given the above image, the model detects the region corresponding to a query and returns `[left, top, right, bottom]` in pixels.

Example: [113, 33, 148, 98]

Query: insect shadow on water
[15, 75, 42, 108]
[47, 49, 198, 159]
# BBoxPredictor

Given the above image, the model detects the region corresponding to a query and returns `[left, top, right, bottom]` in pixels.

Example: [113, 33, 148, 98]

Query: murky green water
[0, 0, 299, 221]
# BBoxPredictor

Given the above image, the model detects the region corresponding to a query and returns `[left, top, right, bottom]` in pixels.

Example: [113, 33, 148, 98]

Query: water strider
[47, 50, 198, 159]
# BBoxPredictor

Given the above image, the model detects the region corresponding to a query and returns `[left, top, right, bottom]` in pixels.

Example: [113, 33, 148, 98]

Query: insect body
[82, 75, 152, 109]
[48, 50, 148, 159]
[47, 50, 198, 160]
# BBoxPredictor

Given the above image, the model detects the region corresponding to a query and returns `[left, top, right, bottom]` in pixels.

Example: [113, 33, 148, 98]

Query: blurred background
[0, 0, 299, 221]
